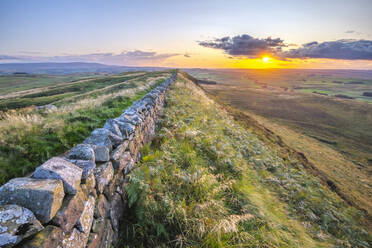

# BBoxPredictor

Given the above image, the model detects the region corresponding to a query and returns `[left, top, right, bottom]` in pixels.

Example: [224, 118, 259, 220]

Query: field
[0, 70, 173, 184]
[120, 73, 371, 247]
[186, 69, 372, 222]
[0, 72, 148, 110]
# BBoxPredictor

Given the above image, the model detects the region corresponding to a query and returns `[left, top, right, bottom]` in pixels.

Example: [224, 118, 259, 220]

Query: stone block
[0, 205, 43, 247]
[84, 128, 123, 152]
[66, 144, 95, 161]
[94, 194, 110, 219]
[61, 228, 89, 248]
[111, 145, 131, 172]
[33, 157, 83, 194]
[92, 145, 110, 162]
[66, 159, 96, 180]
[94, 162, 114, 194]
[103, 119, 122, 137]
[52, 191, 85, 233]
[87, 219, 112, 248]
[103, 173, 122, 202]
[110, 193, 124, 232]
[20, 225, 63, 248]
[0, 178, 64, 223]
[76, 195, 95, 234]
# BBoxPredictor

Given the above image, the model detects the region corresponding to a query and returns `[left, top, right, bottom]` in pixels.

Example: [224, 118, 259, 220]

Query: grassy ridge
[0, 72, 170, 184]
[121, 73, 371, 247]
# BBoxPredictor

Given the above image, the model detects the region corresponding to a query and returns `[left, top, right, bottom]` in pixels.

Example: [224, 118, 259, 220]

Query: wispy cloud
[0, 50, 181, 65]
[345, 30, 356, 34]
[199, 34, 372, 60]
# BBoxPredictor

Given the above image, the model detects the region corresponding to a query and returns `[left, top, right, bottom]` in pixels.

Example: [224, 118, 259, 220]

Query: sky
[1, 0, 372, 69]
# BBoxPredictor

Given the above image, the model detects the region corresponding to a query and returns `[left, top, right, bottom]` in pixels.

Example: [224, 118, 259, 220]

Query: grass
[120, 73, 371, 247]
[0, 74, 95, 95]
[0, 72, 171, 184]
[0, 73, 145, 110]
[186, 69, 372, 218]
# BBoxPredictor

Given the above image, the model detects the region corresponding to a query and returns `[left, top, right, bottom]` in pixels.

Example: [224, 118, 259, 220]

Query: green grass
[0, 74, 168, 185]
[120, 73, 371, 247]
[0, 74, 143, 110]
[0, 74, 97, 95]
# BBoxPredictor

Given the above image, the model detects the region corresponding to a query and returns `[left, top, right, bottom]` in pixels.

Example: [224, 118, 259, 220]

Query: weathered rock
[124, 156, 135, 175]
[103, 119, 122, 137]
[110, 193, 124, 232]
[94, 194, 110, 219]
[87, 219, 112, 248]
[66, 159, 96, 180]
[128, 140, 138, 157]
[100, 220, 114, 248]
[35, 104, 57, 111]
[33, 157, 83, 194]
[61, 228, 89, 248]
[94, 162, 114, 194]
[110, 143, 130, 171]
[52, 191, 85, 233]
[0, 205, 43, 247]
[0, 177, 64, 223]
[86, 232, 100, 248]
[91, 218, 104, 234]
[118, 113, 143, 126]
[20, 225, 64, 248]
[103, 173, 123, 202]
[76, 195, 95, 233]
[113, 120, 136, 139]
[84, 173, 96, 194]
[66, 144, 95, 161]
[92, 145, 110, 162]
[84, 128, 123, 151]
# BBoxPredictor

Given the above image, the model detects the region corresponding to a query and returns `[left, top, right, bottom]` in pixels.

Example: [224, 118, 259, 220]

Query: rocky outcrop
[0, 72, 177, 247]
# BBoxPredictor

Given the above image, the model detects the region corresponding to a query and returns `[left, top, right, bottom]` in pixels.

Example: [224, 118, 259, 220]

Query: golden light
[262, 56, 271, 62]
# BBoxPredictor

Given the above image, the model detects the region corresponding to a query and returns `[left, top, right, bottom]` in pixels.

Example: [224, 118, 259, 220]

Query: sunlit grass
[0, 73, 170, 184]
[121, 73, 370, 247]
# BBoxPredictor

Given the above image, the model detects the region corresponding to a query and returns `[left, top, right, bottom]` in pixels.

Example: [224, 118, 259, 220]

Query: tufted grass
[0, 73, 171, 185]
[121, 73, 371, 247]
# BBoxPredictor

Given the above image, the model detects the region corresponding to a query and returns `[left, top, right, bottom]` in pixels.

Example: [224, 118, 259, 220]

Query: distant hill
[0, 62, 169, 75]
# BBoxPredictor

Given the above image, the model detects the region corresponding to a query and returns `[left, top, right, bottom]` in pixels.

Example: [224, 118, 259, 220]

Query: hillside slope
[121, 72, 371, 247]
[0, 71, 172, 184]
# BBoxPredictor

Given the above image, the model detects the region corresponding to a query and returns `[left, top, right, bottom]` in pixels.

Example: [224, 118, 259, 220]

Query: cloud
[18, 51, 46, 55]
[184, 53, 191, 58]
[198, 34, 286, 58]
[345, 30, 355, 34]
[0, 50, 180, 65]
[199, 34, 372, 60]
[283, 39, 372, 60]
[0, 55, 21, 60]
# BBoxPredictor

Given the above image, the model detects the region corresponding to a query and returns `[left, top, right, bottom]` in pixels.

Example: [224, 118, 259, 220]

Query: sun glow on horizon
[262, 56, 271, 62]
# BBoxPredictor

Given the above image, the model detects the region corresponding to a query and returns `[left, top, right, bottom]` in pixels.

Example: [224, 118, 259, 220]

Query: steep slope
[121, 72, 371, 247]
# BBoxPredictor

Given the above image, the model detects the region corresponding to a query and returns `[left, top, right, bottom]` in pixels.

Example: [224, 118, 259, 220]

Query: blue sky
[1, 0, 372, 68]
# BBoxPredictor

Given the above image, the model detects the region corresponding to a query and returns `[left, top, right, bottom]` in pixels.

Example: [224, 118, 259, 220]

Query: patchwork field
[0, 70, 173, 184]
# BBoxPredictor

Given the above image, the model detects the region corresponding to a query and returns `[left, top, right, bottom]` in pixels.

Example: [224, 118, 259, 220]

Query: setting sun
[262, 56, 271, 62]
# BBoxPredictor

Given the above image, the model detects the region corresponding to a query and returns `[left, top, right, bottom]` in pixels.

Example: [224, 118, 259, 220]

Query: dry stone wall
[0, 72, 177, 248]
